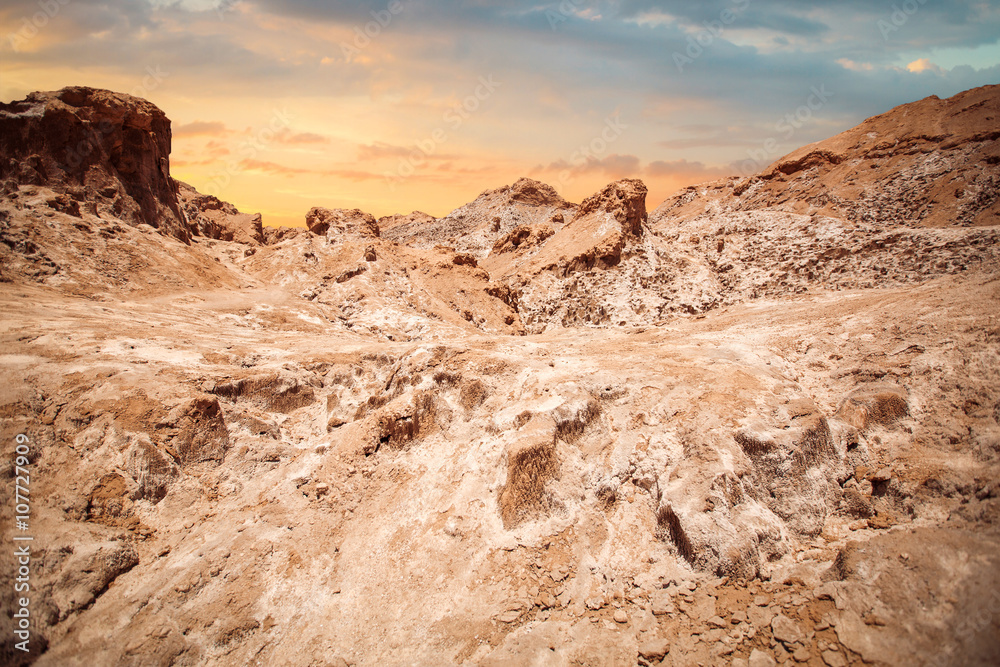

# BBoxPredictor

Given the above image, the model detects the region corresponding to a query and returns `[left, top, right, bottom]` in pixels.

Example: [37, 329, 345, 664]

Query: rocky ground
[1, 86, 999, 666]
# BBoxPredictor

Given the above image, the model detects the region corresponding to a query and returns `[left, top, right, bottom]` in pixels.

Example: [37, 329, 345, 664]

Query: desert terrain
[1, 85, 999, 666]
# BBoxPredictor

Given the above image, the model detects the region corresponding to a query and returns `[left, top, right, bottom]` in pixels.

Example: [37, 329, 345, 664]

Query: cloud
[357, 141, 462, 162]
[240, 159, 315, 175]
[174, 120, 229, 136]
[276, 130, 330, 144]
[239, 159, 384, 182]
[645, 159, 731, 179]
[906, 58, 944, 75]
[837, 58, 874, 72]
[357, 142, 411, 160]
[537, 154, 732, 184]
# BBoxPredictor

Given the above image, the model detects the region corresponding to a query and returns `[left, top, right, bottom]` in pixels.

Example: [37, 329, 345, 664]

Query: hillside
[653, 84, 1000, 228]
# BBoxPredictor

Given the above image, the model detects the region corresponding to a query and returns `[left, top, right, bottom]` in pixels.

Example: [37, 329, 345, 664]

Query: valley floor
[2, 270, 999, 666]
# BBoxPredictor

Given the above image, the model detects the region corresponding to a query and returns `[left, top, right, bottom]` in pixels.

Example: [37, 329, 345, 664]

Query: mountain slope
[653, 84, 1000, 228]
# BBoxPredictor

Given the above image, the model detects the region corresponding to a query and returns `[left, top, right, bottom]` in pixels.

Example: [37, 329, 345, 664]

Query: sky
[1, 1, 999, 227]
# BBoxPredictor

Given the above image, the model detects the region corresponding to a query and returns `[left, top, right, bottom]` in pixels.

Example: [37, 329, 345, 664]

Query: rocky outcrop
[177, 180, 263, 245]
[384, 177, 577, 257]
[573, 177, 647, 237]
[262, 225, 308, 245]
[491, 224, 555, 255]
[507, 177, 573, 208]
[0, 87, 189, 242]
[480, 178, 646, 282]
[522, 178, 647, 276]
[305, 207, 380, 241]
[378, 211, 436, 240]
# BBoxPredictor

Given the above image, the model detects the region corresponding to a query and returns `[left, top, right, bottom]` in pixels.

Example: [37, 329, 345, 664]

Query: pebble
[748, 648, 777, 667]
[821, 650, 847, 667]
[614, 609, 628, 624]
[638, 637, 670, 661]
[771, 614, 804, 644]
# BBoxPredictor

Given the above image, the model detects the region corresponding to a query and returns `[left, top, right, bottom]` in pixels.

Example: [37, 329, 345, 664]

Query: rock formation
[0, 87, 189, 242]
[0, 85, 998, 667]
[654, 84, 1000, 228]
[382, 177, 577, 258]
[177, 181, 264, 246]
[305, 207, 380, 241]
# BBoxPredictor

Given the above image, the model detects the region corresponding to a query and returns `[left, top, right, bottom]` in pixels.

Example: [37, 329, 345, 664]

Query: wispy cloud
[174, 120, 229, 136]
[275, 130, 330, 144]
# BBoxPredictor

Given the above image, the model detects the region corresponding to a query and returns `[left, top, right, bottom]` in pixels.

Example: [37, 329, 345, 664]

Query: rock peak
[508, 177, 572, 208]
[573, 178, 647, 236]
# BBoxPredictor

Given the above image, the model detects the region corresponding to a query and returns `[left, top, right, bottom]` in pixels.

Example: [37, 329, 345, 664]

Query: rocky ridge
[653, 84, 1000, 228]
[177, 181, 264, 246]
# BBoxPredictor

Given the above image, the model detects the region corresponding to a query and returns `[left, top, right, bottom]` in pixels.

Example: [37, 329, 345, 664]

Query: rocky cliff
[0, 87, 189, 242]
